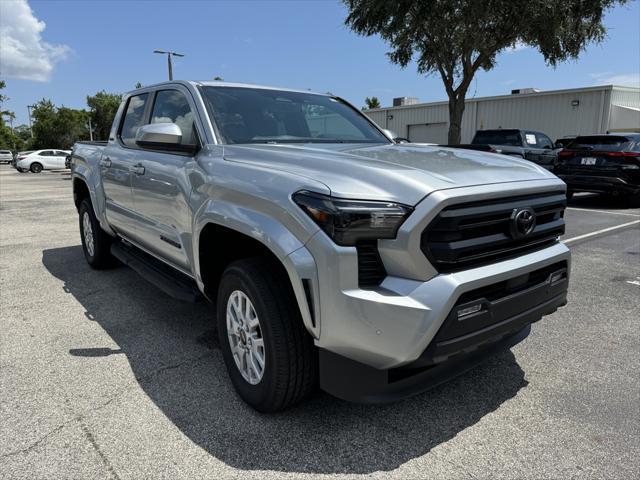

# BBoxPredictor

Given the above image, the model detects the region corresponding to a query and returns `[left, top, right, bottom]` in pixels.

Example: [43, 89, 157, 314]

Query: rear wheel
[216, 257, 317, 412]
[79, 198, 116, 269]
[30, 162, 43, 173]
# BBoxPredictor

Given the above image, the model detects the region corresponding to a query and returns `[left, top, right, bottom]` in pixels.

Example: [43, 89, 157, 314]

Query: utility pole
[153, 50, 185, 80]
[27, 105, 36, 138]
[88, 118, 94, 141]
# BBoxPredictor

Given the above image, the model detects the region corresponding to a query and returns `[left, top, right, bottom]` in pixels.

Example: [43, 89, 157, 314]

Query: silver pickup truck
[71, 81, 570, 412]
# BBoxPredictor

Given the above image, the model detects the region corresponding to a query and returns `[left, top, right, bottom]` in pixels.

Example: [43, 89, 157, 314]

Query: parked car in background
[71, 81, 569, 412]
[556, 134, 640, 202]
[13, 151, 35, 170]
[447, 129, 558, 171]
[15, 149, 71, 173]
[0, 150, 13, 164]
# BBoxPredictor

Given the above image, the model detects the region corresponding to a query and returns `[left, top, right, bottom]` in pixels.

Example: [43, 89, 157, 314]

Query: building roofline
[366, 84, 639, 112]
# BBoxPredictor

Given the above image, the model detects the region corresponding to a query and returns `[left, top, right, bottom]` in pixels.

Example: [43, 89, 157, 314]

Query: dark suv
[555, 134, 640, 202]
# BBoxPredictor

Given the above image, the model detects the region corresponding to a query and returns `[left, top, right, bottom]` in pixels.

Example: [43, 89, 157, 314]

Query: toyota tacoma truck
[70, 81, 570, 412]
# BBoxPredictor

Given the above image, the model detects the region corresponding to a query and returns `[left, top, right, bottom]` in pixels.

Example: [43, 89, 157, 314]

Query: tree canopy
[344, 0, 626, 143]
[30, 100, 90, 150]
[363, 96, 381, 109]
[87, 91, 122, 141]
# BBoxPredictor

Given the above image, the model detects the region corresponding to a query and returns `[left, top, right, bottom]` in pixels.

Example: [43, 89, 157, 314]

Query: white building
[364, 85, 640, 144]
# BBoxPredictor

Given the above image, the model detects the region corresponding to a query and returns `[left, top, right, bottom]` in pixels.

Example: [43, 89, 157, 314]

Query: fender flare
[193, 199, 321, 338]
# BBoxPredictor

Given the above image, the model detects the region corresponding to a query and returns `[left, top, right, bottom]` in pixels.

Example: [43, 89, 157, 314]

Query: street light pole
[27, 105, 36, 138]
[153, 50, 185, 81]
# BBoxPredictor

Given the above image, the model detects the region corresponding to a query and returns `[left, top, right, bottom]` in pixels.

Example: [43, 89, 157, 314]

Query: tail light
[557, 150, 574, 157]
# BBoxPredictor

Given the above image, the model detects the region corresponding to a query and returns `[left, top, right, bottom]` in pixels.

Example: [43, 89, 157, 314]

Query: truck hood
[221, 143, 558, 206]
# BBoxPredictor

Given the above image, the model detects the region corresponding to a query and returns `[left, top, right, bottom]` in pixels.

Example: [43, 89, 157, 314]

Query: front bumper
[303, 229, 570, 370]
[318, 258, 567, 402]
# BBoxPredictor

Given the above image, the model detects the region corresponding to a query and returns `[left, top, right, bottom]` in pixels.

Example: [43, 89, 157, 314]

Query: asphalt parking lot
[1, 166, 638, 480]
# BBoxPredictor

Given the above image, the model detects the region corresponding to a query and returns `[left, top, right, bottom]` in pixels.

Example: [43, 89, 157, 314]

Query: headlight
[293, 191, 412, 246]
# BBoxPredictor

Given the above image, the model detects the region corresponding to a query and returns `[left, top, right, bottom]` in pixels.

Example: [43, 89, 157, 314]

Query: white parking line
[563, 220, 640, 245]
[567, 207, 640, 217]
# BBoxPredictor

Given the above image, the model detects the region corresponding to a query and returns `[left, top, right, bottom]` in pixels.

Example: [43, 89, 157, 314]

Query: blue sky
[2, 0, 639, 125]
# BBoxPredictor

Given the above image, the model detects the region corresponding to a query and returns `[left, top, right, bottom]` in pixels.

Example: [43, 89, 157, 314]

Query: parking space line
[567, 207, 640, 217]
[563, 220, 640, 245]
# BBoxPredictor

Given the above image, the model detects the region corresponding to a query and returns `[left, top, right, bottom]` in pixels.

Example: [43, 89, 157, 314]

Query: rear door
[129, 87, 201, 270]
[522, 131, 543, 164]
[533, 132, 556, 170]
[101, 92, 151, 239]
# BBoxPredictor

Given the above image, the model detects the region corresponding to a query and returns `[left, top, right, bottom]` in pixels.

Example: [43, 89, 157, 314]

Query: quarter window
[119, 93, 149, 147]
[150, 90, 197, 146]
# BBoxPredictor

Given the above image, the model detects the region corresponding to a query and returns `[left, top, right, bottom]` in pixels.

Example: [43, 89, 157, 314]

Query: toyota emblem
[510, 207, 536, 238]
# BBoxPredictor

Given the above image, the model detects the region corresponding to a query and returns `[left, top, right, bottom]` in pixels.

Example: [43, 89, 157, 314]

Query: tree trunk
[447, 94, 466, 145]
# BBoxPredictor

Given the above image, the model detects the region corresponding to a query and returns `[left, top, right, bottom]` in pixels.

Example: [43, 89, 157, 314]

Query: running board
[111, 242, 203, 303]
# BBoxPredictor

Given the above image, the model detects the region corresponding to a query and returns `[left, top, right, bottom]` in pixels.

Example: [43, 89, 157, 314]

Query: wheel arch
[196, 220, 320, 339]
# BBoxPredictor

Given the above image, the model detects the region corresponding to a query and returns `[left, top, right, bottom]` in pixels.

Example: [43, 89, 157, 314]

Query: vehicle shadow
[42, 245, 528, 474]
[569, 192, 635, 210]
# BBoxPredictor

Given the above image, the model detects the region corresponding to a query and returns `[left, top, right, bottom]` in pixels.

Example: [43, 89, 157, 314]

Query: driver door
[129, 87, 200, 270]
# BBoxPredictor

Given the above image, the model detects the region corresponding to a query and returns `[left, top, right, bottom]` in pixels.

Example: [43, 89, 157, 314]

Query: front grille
[356, 242, 386, 287]
[421, 191, 566, 272]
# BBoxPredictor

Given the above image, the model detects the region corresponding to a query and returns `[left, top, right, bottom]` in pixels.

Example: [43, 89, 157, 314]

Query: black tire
[79, 198, 116, 269]
[216, 258, 317, 412]
[566, 190, 574, 201]
[30, 162, 43, 173]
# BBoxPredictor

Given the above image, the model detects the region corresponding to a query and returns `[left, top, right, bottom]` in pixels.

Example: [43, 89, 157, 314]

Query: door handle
[130, 164, 145, 175]
[100, 157, 112, 168]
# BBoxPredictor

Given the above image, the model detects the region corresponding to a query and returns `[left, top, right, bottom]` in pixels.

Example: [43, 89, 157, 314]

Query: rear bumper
[319, 262, 568, 403]
[559, 174, 640, 195]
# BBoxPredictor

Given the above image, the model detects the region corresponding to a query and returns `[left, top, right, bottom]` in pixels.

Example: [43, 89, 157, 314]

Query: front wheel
[217, 258, 317, 412]
[30, 162, 43, 173]
[79, 199, 116, 269]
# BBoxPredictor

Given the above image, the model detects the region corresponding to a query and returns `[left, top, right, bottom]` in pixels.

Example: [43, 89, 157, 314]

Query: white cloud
[506, 41, 529, 54]
[590, 72, 640, 87]
[0, 0, 70, 82]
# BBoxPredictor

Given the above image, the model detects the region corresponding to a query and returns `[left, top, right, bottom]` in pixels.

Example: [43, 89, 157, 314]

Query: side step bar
[111, 242, 203, 303]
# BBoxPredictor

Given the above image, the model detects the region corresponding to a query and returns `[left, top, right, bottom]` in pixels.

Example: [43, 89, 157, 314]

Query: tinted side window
[536, 134, 553, 149]
[120, 93, 149, 147]
[150, 90, 197, 146]
[40, 150, 54, 156]
[473, 131, 522, 146]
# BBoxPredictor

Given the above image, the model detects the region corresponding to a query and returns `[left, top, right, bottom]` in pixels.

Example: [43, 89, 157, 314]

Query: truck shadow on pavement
[43, 245, 528, 475]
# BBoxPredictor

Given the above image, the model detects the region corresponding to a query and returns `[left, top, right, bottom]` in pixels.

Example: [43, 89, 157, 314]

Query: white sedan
[16, 149, 71, 173]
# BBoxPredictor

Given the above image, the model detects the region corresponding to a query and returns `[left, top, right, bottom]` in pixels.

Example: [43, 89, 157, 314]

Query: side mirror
[135, 123, 197, 153]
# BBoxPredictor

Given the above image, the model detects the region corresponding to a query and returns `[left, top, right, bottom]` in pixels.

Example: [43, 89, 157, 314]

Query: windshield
[473, 130, 522, 146]
[200, 86, 390, 145]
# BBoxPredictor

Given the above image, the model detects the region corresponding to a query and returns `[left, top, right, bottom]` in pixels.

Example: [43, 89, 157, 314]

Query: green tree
[344, 0, 625, 144]
[31, 99, 89, 149]
[363, 96, 381, 109]
[86, 91, 122, 141]
[0, 80, 23, 151]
